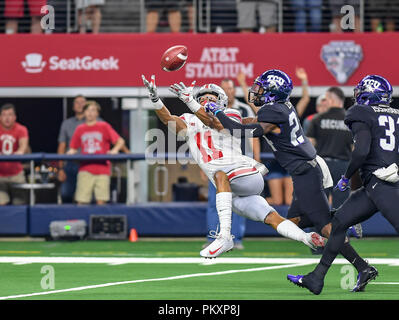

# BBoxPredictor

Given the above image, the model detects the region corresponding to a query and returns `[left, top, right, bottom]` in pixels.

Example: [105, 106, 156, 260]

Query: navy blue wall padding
[2, 203, 395, 237]
[29, 203, 209, 237]
[0, 206, 28, 235]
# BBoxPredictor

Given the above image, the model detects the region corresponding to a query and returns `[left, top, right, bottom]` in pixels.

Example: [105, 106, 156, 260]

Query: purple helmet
[354, 75, 393, 106]
[248, 69, 293, 106]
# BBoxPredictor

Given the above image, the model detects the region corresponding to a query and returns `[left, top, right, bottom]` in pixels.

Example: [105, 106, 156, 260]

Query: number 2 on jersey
[378, 115, 399, 152]
[195, 131, 223, 163]
[289, 111, 305, 146]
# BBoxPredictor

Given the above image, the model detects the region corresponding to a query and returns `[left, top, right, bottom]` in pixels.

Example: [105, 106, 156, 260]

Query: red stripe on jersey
[225, 113, 242, 123]
[228, 167, 257, 181]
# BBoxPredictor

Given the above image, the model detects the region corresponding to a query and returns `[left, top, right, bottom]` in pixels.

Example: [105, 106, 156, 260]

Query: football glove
[204, 102, 224, 115]
[142, 75, 159, 102]
[335, 175, 349, 192]
[169, 81, 196, 104]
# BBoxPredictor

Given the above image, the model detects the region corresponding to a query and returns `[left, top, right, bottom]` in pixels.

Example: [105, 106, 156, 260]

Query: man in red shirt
[67, 101, 125, 205]
[0, 104, 29, 205]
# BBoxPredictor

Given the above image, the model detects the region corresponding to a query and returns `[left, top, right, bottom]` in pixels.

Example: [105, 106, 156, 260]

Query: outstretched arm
[169, 81, 224, 131]
[142, 75, 187, 135]
[215, 110, 276, 138]
[294, 67, 310, 118]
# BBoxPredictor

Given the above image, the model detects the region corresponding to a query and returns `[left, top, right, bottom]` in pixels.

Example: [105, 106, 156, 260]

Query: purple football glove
[204, 102, 224, 115]
[335, 175, 349, 192]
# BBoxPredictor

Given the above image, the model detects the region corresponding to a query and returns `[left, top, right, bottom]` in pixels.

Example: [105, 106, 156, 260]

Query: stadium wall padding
[0, 203, 394, 237]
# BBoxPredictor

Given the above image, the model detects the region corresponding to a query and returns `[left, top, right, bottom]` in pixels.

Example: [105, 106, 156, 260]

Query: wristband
[152, 98, 164, 110]
[214, 109, 222, 116]
[186, 99, 201, 113]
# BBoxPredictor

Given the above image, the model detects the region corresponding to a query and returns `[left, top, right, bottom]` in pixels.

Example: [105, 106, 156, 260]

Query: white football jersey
[179, 109, 257, 185]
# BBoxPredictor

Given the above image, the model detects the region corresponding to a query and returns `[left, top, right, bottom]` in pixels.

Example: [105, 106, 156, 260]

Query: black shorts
[145, 0, 180, 11]
[286, 162, 332, 234]
[333, 175, 399, 234]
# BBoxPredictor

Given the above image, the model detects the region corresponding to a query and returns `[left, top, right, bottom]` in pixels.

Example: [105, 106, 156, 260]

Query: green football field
[0, 237, 398, 301]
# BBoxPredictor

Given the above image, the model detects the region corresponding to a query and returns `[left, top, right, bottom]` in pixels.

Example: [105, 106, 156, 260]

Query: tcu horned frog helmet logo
[321, 41, 363, 84]
[21, 53, 46, 73]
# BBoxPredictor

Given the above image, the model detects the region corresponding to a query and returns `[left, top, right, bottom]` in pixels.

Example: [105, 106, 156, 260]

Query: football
[160, 45, 188, 72]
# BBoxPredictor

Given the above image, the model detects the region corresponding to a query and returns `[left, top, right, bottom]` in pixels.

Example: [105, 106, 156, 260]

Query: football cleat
[352, 265, 378, 292]
[200, 234, 234, 258]
[348, 223, 363, 239]
[287, 272, 324, 295]
[303, 232, 327, 251]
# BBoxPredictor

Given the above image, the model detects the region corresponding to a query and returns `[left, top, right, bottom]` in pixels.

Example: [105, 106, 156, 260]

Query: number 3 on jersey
[378, 115, 399, 152]
[289, 111, 305, 146]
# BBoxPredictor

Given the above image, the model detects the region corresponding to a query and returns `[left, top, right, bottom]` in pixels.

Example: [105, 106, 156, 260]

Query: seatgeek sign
[0, 33, 398, 87]
[21, 53, 119, 73]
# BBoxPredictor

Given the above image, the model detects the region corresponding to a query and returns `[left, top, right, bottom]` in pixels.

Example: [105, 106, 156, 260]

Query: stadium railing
[0, 0, 396, 34]
[0, 152, 275, 205]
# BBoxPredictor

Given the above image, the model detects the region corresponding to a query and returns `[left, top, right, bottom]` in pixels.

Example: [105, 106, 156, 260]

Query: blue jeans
[206, 182, 246, 243]
[291, 0, 322, 32]
[60, 161, 79, 203]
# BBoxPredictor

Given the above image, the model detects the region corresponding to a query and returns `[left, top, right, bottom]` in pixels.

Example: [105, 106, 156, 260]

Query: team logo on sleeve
[321, 41, 363, 84]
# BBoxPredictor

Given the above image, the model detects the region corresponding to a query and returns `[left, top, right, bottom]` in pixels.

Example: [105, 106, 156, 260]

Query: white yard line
[0, 256, 398, 265]
[370, 282, 399, 285]
[0, 262, 313, 300]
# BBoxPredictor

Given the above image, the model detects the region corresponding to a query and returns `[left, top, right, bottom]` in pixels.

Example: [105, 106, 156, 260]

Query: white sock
[216, 192, 232, 238]
[276, 220, 306, 243]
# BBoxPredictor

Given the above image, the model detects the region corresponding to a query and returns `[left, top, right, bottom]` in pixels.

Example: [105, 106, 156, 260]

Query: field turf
[0, 237, 398, 301]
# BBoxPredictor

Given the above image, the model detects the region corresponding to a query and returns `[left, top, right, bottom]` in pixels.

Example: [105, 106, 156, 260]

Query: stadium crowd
[0, 0, 398, 34]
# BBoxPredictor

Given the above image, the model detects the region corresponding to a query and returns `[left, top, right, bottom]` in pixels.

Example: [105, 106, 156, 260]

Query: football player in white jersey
[142, 74, 326, 258]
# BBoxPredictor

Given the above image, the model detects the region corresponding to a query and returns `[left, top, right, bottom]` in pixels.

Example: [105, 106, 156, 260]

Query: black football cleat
[287, 272, 324, 295]
[352, 265, 378, 292]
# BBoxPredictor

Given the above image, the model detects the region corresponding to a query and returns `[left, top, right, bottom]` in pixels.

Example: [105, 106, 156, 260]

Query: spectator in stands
[76, 0, 105, 33]
[237, 0, 278, 33]
[145, 0, 182, 33]
[291, 0, 322, 32]
[306, 87, 353, 209]
[302, 93, 329, 134]
[4, 0, 46, 34]
[329, 0, 361, 32]
[0, 104, 29, 205]
[57, 95, 87, 203]
[368, 0, 397, 32]
[67, 101, 125, 205]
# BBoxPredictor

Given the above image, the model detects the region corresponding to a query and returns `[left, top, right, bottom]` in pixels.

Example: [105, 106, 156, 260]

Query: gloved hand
[335, 175, 349, 192]
[142, 74, 159, 103]
[169, 81, 196, 104]
[204, 102, 224, 115]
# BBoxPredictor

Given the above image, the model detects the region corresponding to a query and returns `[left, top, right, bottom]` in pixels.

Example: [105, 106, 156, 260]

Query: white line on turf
[370, 282, 399, 285]
[0, 262, 313, 300]
[0, 257, 398, 265]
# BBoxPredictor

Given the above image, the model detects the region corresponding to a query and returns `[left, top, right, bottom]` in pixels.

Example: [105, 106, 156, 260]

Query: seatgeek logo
[21, 53, 119, 73]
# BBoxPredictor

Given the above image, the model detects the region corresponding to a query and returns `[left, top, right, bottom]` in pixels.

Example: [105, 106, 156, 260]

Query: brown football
[160, 45, 188, 72]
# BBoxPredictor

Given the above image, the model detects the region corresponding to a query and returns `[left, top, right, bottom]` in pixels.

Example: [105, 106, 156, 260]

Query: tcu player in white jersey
[142, 75, 325, 258]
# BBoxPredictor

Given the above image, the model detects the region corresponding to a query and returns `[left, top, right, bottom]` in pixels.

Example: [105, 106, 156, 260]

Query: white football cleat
[303, 232, 327, 250]
[200, 234, 234, 258]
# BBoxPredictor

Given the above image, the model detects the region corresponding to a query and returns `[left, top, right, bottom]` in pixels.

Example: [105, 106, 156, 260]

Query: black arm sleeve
[344, 122, 372, 179]
[215, 111, 264, 138]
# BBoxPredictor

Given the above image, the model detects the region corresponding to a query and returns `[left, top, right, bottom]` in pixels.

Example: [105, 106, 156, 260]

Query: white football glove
[142, 74, 163, 109]
[169, 81, 196, 104]
[169, 81, 202, 113]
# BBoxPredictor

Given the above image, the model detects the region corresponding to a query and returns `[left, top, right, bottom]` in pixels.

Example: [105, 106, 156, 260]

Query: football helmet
[249, 69, 293, 106]
[354, 75, 393, 106]
[194, 83, 228, 109]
